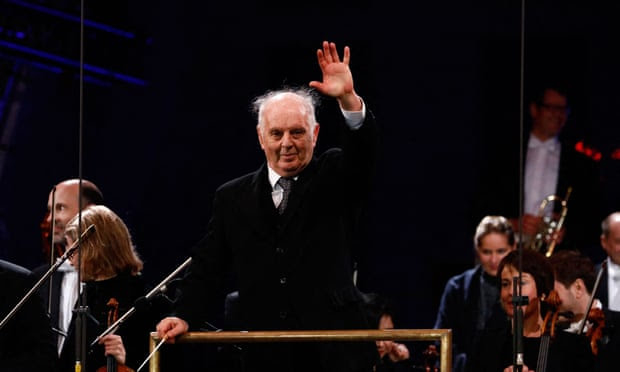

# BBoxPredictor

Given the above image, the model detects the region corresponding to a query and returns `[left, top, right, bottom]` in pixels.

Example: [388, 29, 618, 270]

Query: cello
[535, 289, 563, 372]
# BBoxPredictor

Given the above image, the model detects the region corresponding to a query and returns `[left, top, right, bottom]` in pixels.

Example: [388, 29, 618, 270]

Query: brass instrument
[529, 186, 572, 257]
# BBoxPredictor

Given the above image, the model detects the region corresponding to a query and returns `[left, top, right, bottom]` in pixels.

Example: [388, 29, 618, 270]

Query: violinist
[548, 250, 600, 334]
[57, 205, 150, 372]
[466, 249, 594, 372]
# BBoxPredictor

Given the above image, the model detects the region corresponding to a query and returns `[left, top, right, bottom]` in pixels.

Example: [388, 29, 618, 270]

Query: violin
[578, 259, 607, 356]
[96, 298, 134, 372]
[584, 306, 605, 356]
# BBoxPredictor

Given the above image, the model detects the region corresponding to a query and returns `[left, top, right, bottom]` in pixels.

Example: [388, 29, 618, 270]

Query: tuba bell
[528, 186, 572, 257]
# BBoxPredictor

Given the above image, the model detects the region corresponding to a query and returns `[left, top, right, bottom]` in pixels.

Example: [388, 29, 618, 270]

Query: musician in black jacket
[467, 250, 594, 372]
[0, 259, 57, 371]
[57, 205, 149, 372]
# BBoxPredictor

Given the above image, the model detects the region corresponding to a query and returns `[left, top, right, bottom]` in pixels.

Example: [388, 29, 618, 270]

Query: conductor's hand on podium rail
[156, 316, 189, 343]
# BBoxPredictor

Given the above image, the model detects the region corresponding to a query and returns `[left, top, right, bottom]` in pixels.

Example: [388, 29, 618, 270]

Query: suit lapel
[276, 158, 318, 231]
[236, 164, 278, 234]
[556, 141, 572, 199]
[50, 271, 63, 329]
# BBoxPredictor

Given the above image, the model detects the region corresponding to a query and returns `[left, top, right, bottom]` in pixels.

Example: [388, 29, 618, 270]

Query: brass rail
[148, 329, 452, 371]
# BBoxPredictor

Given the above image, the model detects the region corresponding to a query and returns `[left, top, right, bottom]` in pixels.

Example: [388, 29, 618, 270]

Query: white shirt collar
[56, 257, 76, 273]
[608, 258, 620, 280]
[528, 135, 560, 152]
[267, 166, 299, 190]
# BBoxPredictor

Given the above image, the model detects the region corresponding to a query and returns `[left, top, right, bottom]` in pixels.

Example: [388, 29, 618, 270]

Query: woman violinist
[466, 249, 594, 372]
[58, 205, 149, 372]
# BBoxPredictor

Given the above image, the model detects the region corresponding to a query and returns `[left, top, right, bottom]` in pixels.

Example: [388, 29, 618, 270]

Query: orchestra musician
[32, 178, 104, 357]
[466, 249, 594, 372]
[57, 205, 150, 372]
[0, 259, 58, 371]
[434, 215, 516, 371]
[548, 250, 600, 334]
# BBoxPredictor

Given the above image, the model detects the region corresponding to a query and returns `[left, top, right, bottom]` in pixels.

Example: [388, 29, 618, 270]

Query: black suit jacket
[0, 259, 58, 371]
[434, 265, 507, 372]
[32, 263, 65, 341]
[176, 111, 379, 372]
[474, 134, 602, 256]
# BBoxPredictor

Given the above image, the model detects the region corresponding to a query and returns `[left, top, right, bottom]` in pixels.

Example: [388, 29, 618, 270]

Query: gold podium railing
[148, 328, 452, 371]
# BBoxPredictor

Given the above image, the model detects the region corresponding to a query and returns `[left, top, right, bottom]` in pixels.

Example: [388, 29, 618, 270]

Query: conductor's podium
[147, 329, 452, 371]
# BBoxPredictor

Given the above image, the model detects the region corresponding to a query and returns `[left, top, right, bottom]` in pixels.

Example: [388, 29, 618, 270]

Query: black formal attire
[592, 260, 620, 372]
[473, 134, 602, 257]
[32, 260, 76, 355]
[0, 259, 58, 371]
[175, 110, 379, 372]
[466, 319, 594, 372]
[434, 265, 507, 372]
[57, 272, 150, 372]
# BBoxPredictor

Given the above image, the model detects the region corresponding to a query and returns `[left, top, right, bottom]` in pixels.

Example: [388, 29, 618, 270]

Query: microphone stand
[0, 224, 95, 330]
[513, 0, 527, 369]
[74, 0, 86, 369]
[90, 257, 193, 347]
[512, 277, 528, 372]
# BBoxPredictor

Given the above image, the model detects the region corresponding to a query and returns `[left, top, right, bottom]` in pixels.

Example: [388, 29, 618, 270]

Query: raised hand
[309, 41, 361, 111]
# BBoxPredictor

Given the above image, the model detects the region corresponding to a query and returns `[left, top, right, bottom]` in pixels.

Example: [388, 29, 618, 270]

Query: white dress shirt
[524, 135, 561, 215]
[57, 259, 78, 355]
[608, 259, 620, 311]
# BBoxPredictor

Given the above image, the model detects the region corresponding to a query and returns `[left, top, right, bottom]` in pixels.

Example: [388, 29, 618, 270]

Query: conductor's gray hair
[252, 87, 319, 135]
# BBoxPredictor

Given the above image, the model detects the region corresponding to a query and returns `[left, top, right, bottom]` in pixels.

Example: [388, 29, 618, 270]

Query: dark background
[1, 0, 619, 336]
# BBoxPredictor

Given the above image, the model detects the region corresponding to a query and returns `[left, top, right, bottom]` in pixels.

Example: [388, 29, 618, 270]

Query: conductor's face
[257, 95, 320, 178]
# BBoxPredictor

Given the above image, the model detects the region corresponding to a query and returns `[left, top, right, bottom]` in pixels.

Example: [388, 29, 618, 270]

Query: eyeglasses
[538, 103, 570, 114]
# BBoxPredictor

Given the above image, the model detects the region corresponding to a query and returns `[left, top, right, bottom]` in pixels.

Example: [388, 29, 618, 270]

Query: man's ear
[573, 278, 586, 299]
[312, 123, 320, 147]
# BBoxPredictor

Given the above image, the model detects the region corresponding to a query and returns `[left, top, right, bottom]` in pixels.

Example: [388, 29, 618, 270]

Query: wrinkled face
[500, 265, 540, 320]
[376, 314, 395, 358]
[257, 95, 319, 178]
[46, 183, 81, 245]
[476, 232, 514, 277]
[602, 217, 620, 265]
[530, 89, 569, 140]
